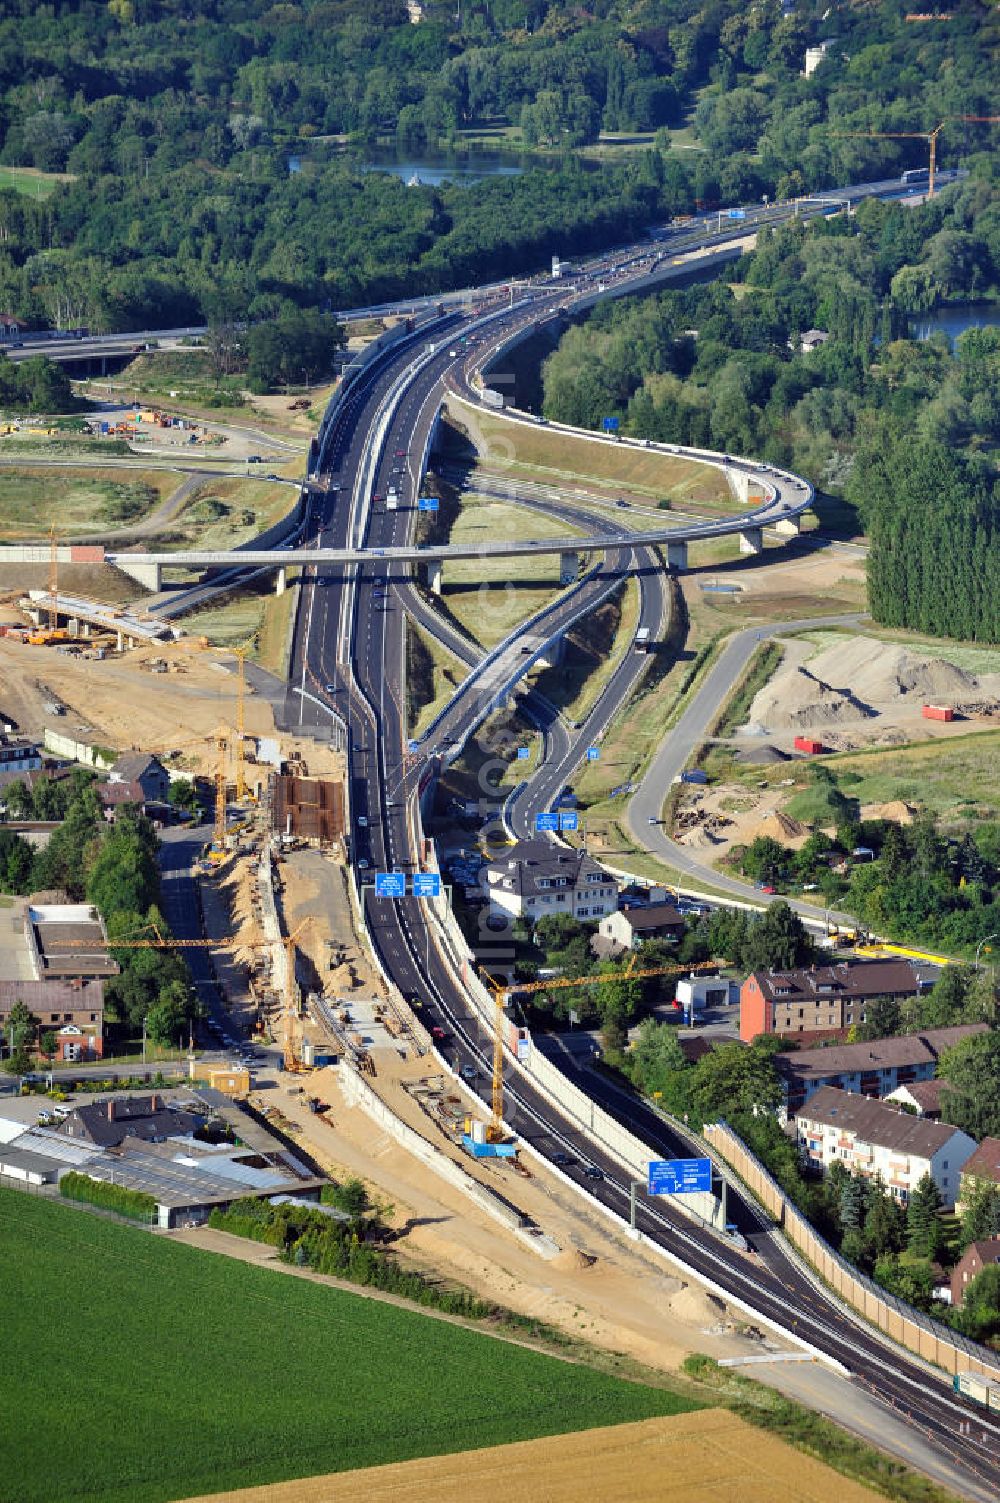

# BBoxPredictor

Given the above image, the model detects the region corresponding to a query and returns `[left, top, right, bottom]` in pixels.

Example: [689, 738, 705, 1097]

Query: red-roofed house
[957, 1137, 1000, 1214]
[951, 1237, 1000, 1308]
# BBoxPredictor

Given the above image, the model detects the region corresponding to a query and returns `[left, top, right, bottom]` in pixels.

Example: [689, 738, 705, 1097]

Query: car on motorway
[323, 682, 336, 694]
[394, 448, 407, 457]
[431, 1025, 449, 1042]
[460, 1064, 479, 1081]
[551, 1151, 574, 1166]
[583, 1164, 603, 1181]
[615, 498, 629, 508]
[247, 455, 262, 463]
[357, 815, 369, 827]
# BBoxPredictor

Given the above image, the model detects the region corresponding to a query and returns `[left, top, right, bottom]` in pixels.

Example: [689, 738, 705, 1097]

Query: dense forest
[540, 180, 1000, 639]
[0, 0, 995, 326]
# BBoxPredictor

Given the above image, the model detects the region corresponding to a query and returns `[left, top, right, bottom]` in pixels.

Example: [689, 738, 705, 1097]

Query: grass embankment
[172, 577, 299, 675]
[441, 493, 581, 648]
[682, 1357, 963, 1503]
[712, 640, 784, 738]
[0, 1190, 699, 1503]
[0, 466, 175, 538]
[407, 622, 467, 738]
[162, 476, 296, 553]
[454, 406, 729, 508]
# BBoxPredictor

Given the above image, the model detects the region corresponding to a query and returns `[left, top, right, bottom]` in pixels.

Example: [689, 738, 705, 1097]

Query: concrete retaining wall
[42, 729, 116, 769]
[338, 1062, 525, 1236]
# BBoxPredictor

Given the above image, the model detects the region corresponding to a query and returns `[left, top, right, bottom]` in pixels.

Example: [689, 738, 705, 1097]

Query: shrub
[60, 1171, 156, 1222]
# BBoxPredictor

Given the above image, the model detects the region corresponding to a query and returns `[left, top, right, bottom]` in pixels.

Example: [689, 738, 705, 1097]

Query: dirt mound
[809, 637, 984, 706]
[677, 827, 719, 849]
[556, 1248, 598, 1272]
[862, 799, 918, 825]
[668, 1284, 727, 1326]
[749, 811, 807, 845]
[735, 743, 788, 765]
[748, 665, 875, 732]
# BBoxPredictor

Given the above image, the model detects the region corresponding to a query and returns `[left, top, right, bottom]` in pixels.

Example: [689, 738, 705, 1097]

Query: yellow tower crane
[832, 116, 999, 198]
[229, 632, 259, 804]
[479, 958, 719, 1143]
[48, 523, 59, 633]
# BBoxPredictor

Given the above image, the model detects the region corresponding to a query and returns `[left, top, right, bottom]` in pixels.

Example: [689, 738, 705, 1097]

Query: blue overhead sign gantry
[648, 1157, 713, 1195]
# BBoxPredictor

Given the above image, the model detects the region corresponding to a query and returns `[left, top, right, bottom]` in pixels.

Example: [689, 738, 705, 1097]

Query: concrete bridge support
[534, 634, 564, 670]
[726, 466, 753, 505]
[739, 527, 764, 556]
[113, 557, 162, 591]
[559, 551, 580, 585]
[666, 540, 688, 571]
[774, 515, 801, 538]
[275, 567, 287, 596]
[425, 559, 443, 595]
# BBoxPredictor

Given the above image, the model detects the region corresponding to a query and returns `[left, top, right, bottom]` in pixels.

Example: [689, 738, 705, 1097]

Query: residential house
[951, 1237, 1000, 1308]
[740, 959, 929, 1043]
[774, 1025, 986, 1112]
[0, 978, 104, 1061]
[794, 1085, 976, 1208]
[957, 1138, 1000, 1214]
[107, 752, 171, 804]
[57, 1094, 203, 1149]
[884, 1079, 948, 1119]
[484, 840, 618, 923]
[799, 328, 830, 352]
[597, 903, 686, 954]
[0, 315, 27, 343]
[0, 736, 43, 787]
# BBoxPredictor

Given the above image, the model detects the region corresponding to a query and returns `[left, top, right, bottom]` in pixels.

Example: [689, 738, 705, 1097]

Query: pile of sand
[747, 634, 1000, 734]
[677, 827, 720, 849]
[748, 666, 875, 732]
[749, 811, 807, 844]
[556, 1249, 598, 1272]
[668, 1284, 727, 1326]
[812, 636, 983, 705]
[862, 799, 918, 825]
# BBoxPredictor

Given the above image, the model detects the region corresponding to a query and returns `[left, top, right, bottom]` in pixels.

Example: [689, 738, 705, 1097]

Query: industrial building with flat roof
[25, 899, 117, 981]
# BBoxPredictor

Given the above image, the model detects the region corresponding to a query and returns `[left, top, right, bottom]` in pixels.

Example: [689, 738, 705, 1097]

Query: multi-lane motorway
[81, 170, 991, 1493]
[263, 176, 1000, 1498]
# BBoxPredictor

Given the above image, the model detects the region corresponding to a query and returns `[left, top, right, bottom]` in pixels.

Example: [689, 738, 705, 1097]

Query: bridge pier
[739, 527, 764, 556]
[726, 467, 764, 507]
[113, 558, 161, 591]
[774, 515, 801, 537]
[425, 559, 443, 595]
[666, 540, 688, 572]
[534, 634, 564, 669]
[559, 551, 579, 585]
[275, 567, 287, 596]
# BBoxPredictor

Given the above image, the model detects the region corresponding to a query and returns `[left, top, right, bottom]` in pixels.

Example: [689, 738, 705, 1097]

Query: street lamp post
[142, 1016, 147, 1066]
[974, 933, 997, 970]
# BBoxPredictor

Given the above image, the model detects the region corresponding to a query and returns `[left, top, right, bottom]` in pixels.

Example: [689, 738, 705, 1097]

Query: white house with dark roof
[485, 840, 617, 923]
[794, 1085, 976, 1208]
[108, 752, 170, 804]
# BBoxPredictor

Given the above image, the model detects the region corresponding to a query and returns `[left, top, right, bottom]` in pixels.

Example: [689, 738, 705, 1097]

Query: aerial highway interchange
[101, 168, 1000, 1496]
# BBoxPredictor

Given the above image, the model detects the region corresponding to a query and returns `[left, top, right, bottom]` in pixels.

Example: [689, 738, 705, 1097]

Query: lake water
[354, 145, 528, 187]
[910, 304, 1000, 346]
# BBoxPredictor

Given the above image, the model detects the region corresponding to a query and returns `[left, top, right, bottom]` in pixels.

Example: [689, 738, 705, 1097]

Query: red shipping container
[922, 705, 954, 722]
[793, 736, 824, 754]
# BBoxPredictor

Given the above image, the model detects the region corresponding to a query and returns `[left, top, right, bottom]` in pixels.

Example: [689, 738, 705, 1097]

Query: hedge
[59, 1171, 157, 1222]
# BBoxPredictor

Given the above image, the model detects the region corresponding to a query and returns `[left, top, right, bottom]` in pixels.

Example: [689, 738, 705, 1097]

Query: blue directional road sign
[535, 811, 559, 833]
[558, 810, 578, 832]
[587, 746, 600, 761]
[418, 496, 439, 512]
[517, 747, 530, 760]
[411, 872, 441, 898]
[374, 871, 406, 899]
[727, 208, 747, 220]
[601, 416, 620, 433]
[648, 1157, 713, 1195]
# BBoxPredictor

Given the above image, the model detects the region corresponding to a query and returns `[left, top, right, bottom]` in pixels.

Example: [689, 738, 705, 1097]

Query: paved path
[626, 613, 864, 924]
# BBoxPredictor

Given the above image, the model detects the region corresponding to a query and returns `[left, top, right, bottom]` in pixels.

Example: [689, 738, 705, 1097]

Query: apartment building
[794, 1085, 976, 1208]
[485, 841, 617, 923]
[741, 959, 928, 1043]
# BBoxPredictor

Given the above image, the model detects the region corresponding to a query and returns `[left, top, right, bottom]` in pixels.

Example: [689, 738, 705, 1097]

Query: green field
[0, 465, 174, 538]
[0, 165, 72, 198]
[0, 1191, 698, 1503]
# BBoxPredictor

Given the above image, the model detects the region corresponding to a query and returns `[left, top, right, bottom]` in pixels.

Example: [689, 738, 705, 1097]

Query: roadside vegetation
[1, 1189, 700, 1503]
[0, 466, 170, 539]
